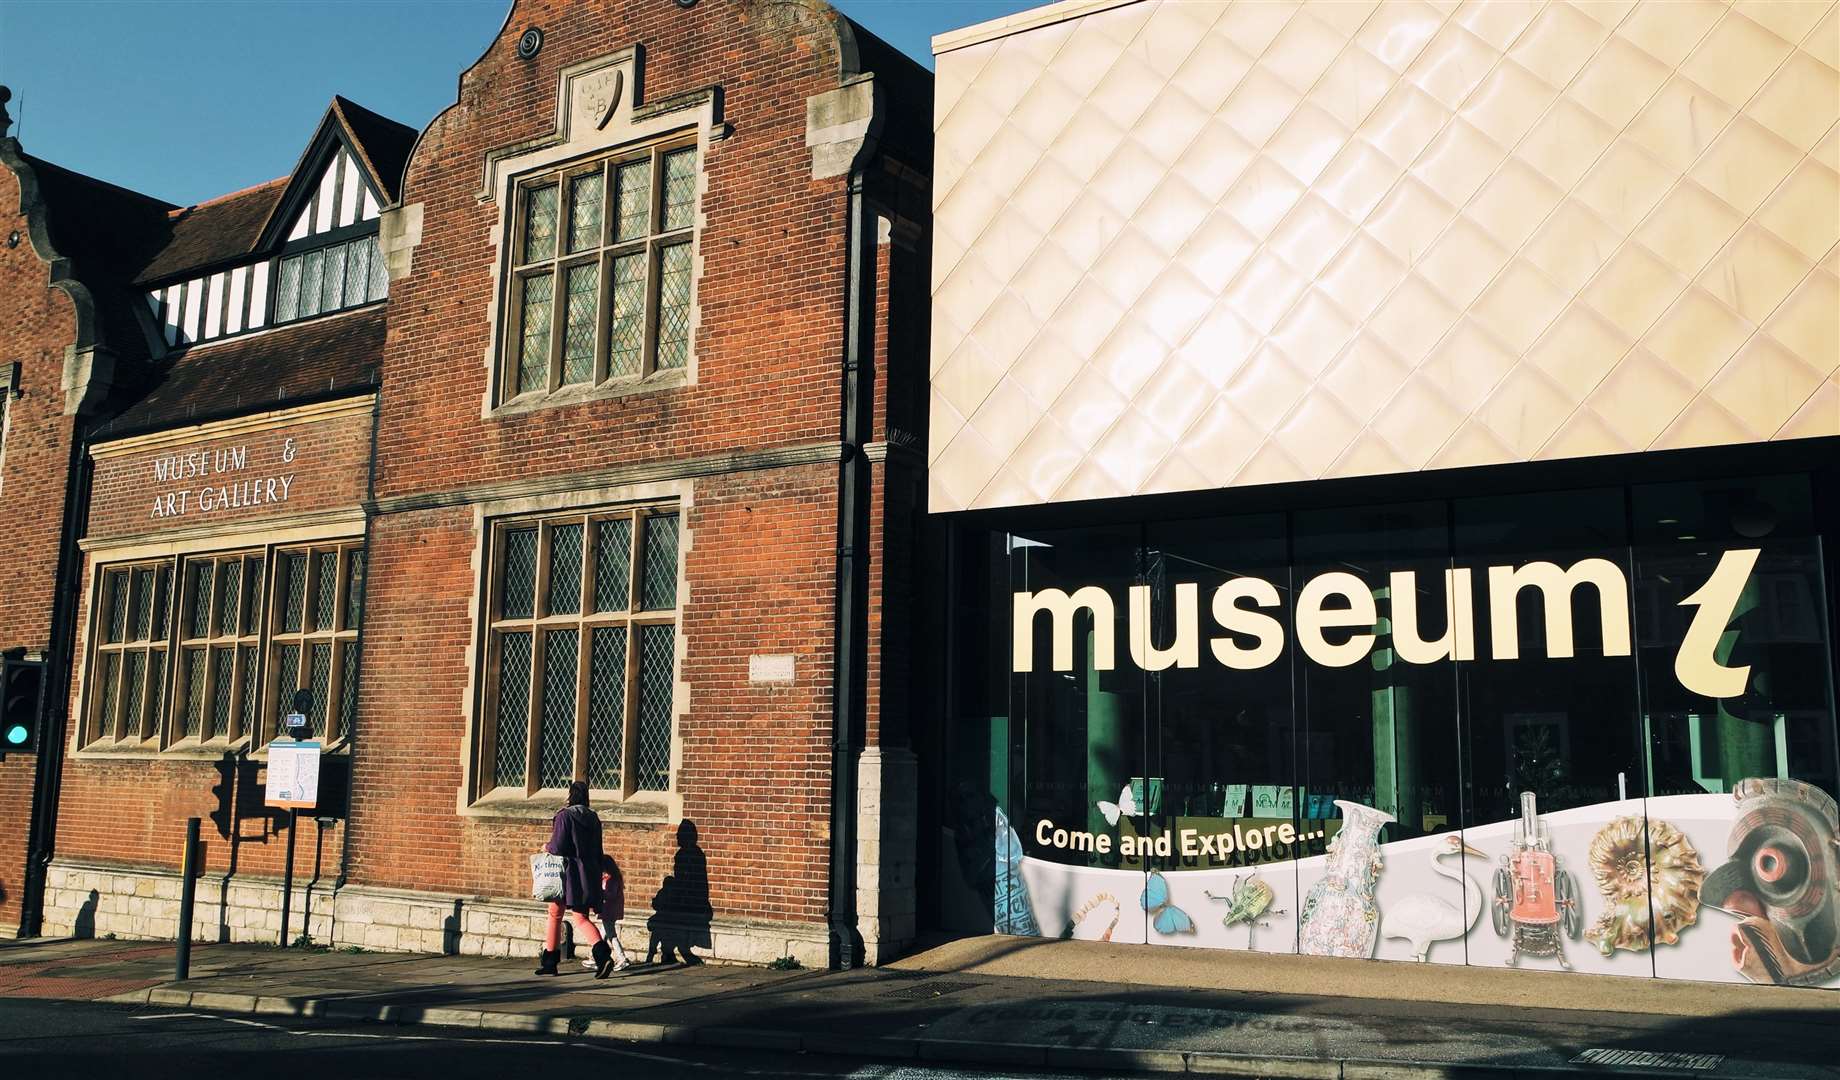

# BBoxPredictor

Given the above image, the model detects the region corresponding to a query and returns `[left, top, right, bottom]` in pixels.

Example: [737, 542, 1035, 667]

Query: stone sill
[71, 737, 350, 763]
[463, 789, 675, 825]
[489, 367, 689, 420]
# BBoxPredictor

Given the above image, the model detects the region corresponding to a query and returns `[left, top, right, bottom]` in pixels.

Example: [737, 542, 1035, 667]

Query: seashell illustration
[1585, 815, 1706, 955]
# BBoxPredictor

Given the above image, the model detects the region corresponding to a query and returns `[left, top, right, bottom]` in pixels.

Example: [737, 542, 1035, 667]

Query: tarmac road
[0, 999, 1140, 1080]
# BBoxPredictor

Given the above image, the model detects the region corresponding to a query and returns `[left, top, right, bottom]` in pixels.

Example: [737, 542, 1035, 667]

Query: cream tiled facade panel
[928, 0, 1840, 512]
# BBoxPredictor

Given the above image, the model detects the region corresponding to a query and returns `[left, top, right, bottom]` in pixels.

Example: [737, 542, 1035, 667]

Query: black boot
[533, 949, 559, 976]
[592, 940, 614, 979]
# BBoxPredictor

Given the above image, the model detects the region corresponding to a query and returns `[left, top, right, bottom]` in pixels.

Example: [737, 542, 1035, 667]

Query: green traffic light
[3, 723, 26, 746]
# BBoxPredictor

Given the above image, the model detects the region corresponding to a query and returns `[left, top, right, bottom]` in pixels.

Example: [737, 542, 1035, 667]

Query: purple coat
[544, 805, 605, 913]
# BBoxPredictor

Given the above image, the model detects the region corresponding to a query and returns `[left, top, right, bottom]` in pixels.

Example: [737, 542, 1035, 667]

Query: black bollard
[176, 817, 199, 980]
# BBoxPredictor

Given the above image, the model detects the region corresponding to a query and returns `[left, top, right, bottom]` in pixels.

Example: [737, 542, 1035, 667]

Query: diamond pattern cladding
[640, 514, 679, 611]
[494, 632, 533, 789]
[636, 624, 674, 791]
[588, 626, 626, 788]
[540, 629, 579, 788]
[928, 0, 1840, 512]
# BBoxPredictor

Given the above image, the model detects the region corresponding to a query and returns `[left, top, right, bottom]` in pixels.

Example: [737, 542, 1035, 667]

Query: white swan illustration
[1380, 833, 1486, 962]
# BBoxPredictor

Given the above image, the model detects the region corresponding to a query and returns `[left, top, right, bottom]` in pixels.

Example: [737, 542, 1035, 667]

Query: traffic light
[1, 655, 44, 753]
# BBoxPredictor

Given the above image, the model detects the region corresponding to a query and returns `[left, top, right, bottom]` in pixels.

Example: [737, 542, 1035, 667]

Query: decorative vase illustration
[993, 805, 1040, 937]
[1300, 799, 1394, 958]
[1585, 815, 1704, 956]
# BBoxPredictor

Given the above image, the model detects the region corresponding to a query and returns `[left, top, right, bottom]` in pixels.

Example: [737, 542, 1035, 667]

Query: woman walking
[536, 781, 616, 978]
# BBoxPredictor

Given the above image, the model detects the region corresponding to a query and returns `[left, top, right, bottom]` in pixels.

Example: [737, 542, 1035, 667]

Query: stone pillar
[856, 746, 917, 965]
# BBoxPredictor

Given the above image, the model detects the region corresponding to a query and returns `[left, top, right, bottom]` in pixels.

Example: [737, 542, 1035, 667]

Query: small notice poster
[265, 740, 321, 809]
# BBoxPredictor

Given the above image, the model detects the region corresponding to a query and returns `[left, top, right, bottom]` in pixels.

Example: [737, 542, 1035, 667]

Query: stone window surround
[457, 476, 691, 825]
[478, 46, 720, 422]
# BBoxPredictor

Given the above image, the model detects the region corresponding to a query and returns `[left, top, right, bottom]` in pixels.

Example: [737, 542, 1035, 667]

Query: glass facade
[941, 469, 1840, 987]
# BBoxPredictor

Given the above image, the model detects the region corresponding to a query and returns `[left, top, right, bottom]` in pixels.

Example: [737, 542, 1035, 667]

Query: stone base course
[42, 858, 829, 966]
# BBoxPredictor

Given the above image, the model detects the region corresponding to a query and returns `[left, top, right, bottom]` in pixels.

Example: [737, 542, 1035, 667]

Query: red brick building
[5, 0, 932, 969]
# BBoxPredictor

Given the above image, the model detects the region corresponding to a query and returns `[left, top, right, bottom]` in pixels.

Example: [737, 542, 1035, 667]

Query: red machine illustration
[1492, 792, 1582, 968]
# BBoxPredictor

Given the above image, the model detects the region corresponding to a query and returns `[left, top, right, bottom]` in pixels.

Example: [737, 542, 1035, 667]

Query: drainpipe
[333, 384, 383, 902]
[828, 135, 880, 973]
[20, 420, 94, 937]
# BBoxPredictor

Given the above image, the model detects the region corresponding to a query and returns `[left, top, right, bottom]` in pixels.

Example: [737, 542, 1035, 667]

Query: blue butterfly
[1141, 870, 1195, 935]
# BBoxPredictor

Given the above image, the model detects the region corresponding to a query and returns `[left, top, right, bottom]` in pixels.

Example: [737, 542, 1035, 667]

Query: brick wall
[354, 0, 917, 956]
[0, 161, 82, 936]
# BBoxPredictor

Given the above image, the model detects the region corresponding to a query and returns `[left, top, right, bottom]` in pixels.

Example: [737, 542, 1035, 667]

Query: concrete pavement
[1, 933, 1835, 1078]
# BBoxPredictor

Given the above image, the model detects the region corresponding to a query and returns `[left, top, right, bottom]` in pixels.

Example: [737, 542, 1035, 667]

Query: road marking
[127, 1011, 844, 1076]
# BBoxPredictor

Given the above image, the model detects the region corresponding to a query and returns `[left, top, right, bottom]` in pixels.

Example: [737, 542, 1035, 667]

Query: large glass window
[947, 468, 1839, 968]
[503, 142, 698, 404]
[480, 505, 679, 799]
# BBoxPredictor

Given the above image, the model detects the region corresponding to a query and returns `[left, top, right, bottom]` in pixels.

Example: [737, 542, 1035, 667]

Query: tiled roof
[131, 177, 287, 287]
[95, 306, 383, 437]
[334, 96, 416, 203]
[133, 96, 416, 287]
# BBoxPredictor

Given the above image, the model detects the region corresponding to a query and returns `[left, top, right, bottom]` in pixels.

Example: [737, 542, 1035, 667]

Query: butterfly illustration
[1141, 870, 1195, 935]
[1096, 783, 1139, 826]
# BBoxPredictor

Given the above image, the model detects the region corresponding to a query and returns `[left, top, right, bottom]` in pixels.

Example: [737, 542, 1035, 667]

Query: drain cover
[880, 978, 980, 1000]
[1571, 1048, 1724, 1071]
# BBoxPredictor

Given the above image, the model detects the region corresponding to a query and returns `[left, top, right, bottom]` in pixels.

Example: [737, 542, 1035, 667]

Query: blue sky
[0, 0, 1038, 206]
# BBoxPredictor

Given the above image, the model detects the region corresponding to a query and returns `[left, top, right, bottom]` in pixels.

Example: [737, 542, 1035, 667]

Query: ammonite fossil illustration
[1585, 815, 1705, 956]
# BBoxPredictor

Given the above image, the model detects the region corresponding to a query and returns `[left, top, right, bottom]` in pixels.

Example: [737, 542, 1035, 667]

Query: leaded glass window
[272, 233, 387, 327]
[502, 141, 698, 404]
[82, 540, 368, 755]
[87, 561, 172, 745]
[267, 541, 364, 743]
[482, 504, 680, 799]
[166, 552, 262, 747]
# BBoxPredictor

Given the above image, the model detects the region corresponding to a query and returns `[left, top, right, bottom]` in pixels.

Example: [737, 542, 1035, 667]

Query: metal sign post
[175, 817, 199, 979]
[268, 690, 316, 948]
